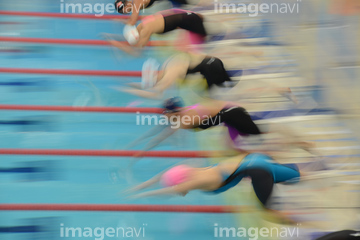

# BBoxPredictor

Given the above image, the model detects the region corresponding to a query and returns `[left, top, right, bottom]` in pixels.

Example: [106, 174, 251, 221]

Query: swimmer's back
[180, 100, 230, 122]
[139, 14, 165, 34]
[238, 153, 300, 183]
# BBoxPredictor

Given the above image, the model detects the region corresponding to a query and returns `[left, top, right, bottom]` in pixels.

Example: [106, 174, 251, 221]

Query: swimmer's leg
[263, 123, 316, 154]
[315, 230, 360, 240]
[246, 168, 298, 225]
[246, 169, 274, 207]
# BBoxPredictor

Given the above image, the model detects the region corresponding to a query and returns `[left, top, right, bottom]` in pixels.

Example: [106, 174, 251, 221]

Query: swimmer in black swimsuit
[104, 9, 207, 55]
[125, 97, 260, 158]
[121, 52, 233, 99]
[126, 97, 312, 158]
[115, 0, 189, 26]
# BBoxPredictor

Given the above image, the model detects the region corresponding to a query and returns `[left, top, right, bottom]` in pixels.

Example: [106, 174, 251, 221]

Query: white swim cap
[123, 25, 139, 46]
[141, 58, 160, 89]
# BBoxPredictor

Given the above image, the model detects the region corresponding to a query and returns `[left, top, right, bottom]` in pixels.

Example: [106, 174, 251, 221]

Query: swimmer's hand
[100, 33, 112, 41]
[124, 188, 178, 199]
[122, 174, 163, 198]
[122, 186, 149, 200]
[122, 88, 142, 95]
[112, 86, 142, 95]
[127, 152, 145, 167]
[122, 189, 155, 199]
[119, 87, 162, 99]
[100, 33, 121, 41]
[132, 150, 146, 158]
[122, 187, 140, 196]
[100, 37, 140, 57]
[124, 193, 145, 200]
[111, 86, 127, 92]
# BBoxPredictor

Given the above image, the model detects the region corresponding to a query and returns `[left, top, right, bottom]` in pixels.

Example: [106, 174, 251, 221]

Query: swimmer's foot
[300, 170, 339, 180]
[279, 88, 298, 104]
[295, 141, 321, 156]
[99, 32, 113, 41]
[295, 141, 315, 150]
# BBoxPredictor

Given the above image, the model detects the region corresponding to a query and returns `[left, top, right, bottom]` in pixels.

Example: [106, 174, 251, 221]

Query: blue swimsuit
[207, 153, 300, 206]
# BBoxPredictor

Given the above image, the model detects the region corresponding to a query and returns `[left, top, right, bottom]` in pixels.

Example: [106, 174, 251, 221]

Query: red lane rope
[0, 204, 239, 213]
[0, 68, 141, 77]
[0, 36, 170, 47]
[0, 104, 163, 113]
[0, 10, 144, 20]
[0, 149, 211, 158]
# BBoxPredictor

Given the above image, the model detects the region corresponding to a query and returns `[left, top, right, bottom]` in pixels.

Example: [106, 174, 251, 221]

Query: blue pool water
[0, 2, 238, 240]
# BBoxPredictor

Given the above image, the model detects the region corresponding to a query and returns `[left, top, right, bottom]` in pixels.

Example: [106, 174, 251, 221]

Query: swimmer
[104, 9, 208, 55]
[114, 0, 192, 26]
[125, 152, 301, 221]
[126, 97, 311, 158]
[315, 230, 360, 240]
[121, 52, 234, 99]
[126, 97, 260, 158]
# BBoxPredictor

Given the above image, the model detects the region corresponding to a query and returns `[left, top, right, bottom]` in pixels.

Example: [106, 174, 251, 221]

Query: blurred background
[0, 0, 359, 239]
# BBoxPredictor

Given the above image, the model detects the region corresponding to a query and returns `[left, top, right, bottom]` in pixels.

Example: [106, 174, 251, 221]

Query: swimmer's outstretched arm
[106, 39, 141, 56]
[129, 187, 181, 198]
[134, 25, 152, 48]
[127, 82, 142, 89]
[106, 24, 150, 56]
[136, 127, 178, 155]
[101, 33, 141, 56]
[122, 88, 163, 99]
[127, 126, 178, 163]
[122, 63, 188, 99]
[122, 85, 168, 99]
[125, 124, 169, 149]
[124, 171, 164, 194]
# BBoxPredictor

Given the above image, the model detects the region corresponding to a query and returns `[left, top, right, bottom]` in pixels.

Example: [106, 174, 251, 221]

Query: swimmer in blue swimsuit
[208, 153, 299, 206]
[126, 153, 300, 208]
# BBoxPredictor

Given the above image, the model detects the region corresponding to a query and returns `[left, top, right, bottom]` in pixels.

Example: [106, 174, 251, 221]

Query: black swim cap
[115, 0, 128, 14]
[163, 97, 184, 114]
